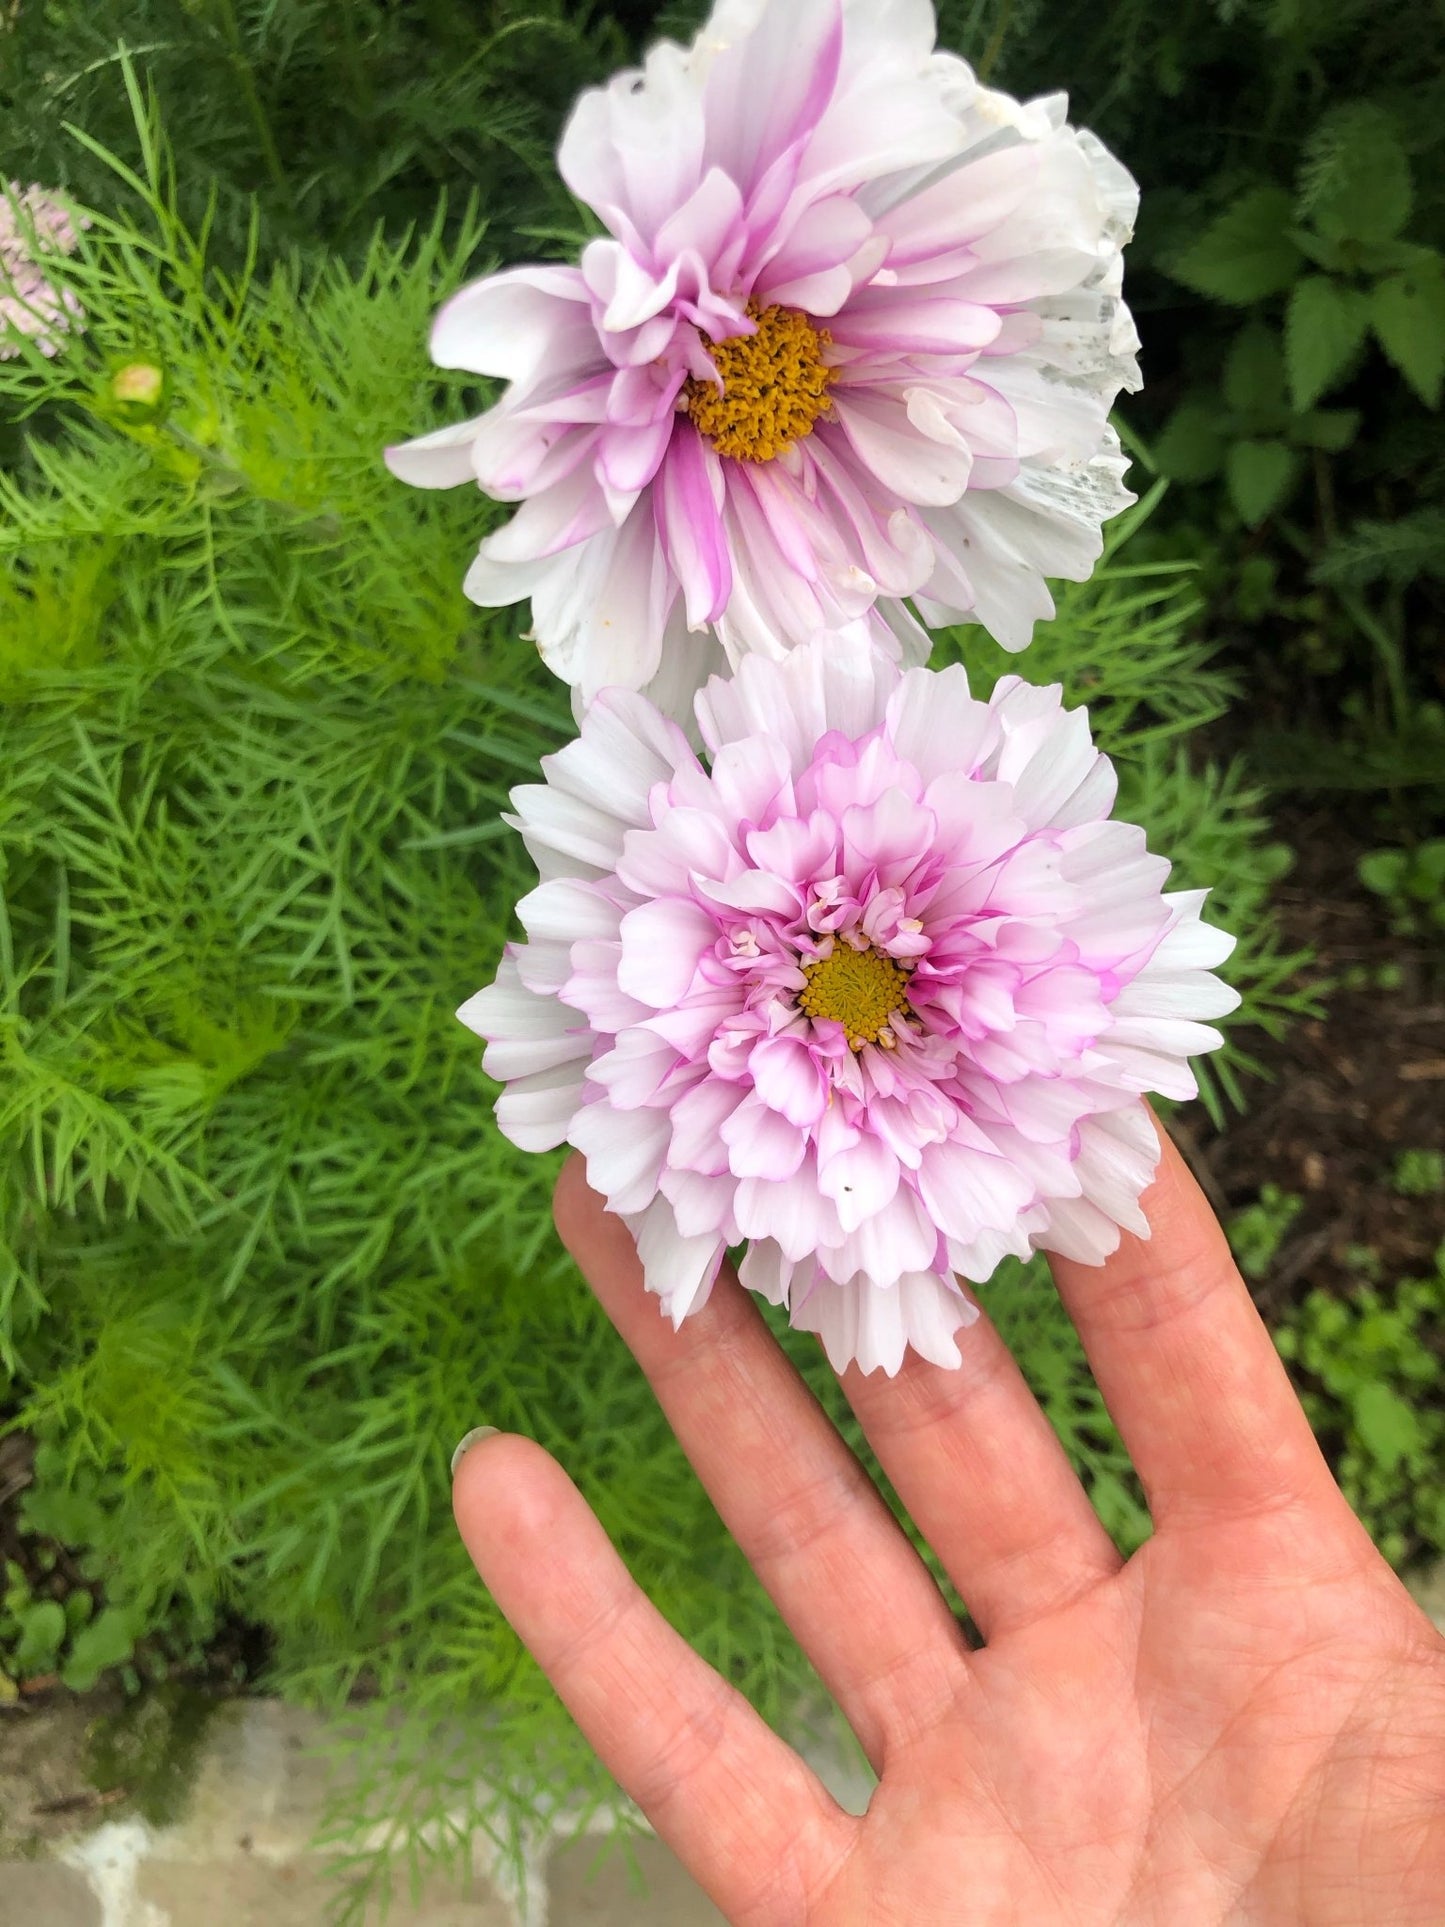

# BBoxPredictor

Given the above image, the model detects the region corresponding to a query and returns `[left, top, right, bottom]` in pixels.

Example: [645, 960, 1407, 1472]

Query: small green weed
[1359, 842, 1445, 940]
[1228, 1185, 1304, 1281]
[1275, 1246, 1445, 1567]
[1393, 1150, 1445, 1198]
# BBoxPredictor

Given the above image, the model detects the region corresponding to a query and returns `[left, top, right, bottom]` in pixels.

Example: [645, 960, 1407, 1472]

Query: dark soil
[1191, 801, 1445, 1323]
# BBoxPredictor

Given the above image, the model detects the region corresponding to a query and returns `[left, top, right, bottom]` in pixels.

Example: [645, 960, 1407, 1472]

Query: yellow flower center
[684, 302, 834, 463]
[799, 945, 911, 1052]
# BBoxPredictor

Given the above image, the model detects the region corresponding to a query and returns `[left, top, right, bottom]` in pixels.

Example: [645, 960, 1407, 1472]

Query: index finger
[453, 1431, 853, 1922]
[1047, 1115, 1339, 1528]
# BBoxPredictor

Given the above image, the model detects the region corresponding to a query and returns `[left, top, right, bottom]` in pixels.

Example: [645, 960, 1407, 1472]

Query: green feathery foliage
[0, 76, 1313, 1921]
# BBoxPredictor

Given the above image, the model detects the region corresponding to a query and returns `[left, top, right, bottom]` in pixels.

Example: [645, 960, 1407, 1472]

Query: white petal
[517, 878, 623, 948]
[569, 1101, 671, 1215]
[384, 417, 484, 489]
[506, 783, 628, 878]
[630, 1195, 726, 1325]
[546, 685, 696, 826]
[883, 662, 989, 784]
[739, 1239, 795, 1306]
[458, 955, 593, 1080]
[430, 265, 594, 382]
[495, 1061, 590, 1153]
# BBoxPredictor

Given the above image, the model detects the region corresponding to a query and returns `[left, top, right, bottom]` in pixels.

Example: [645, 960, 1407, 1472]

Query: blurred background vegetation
[1, 0, 1441, 1911]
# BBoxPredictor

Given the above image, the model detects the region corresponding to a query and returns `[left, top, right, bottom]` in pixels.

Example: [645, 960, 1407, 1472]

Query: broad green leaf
[20, 1481, 107, 1549]
[1300, 105, 1413, 245]
[1168, 187, 1301, 305]
[1223, 323, 1287, 416]
[1225, 439, 1299, 526]
[1358, 849, 1408, 895]
[59, 1606, 138, 1693]
[1351, 1382, 1421, 1473]
[1355, 239, 1439, 278]
[14, 1599, 67, 1677]
[1285, 276, 1370, 408]
[1371, 257, 1445, 408]
[1292, 229, 1349, 274]
[1153, 399, 1226, 481]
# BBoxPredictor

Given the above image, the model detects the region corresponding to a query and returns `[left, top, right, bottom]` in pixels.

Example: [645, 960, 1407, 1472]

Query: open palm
[453, 1125, 1445, 1923]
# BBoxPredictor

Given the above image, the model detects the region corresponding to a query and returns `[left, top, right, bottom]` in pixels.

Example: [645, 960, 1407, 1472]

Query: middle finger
[843, 1305, 1123, 1643]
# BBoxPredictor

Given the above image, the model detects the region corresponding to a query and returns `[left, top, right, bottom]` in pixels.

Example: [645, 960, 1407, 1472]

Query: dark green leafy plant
[1156, 100, 1445, 538]
[1154, 323, 1359, 530]
[934, 0, 1445, 801]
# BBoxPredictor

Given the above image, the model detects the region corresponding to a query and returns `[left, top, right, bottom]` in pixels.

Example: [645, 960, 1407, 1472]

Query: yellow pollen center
[799, 945, 911, 1052]
[684, 302, 834, 462]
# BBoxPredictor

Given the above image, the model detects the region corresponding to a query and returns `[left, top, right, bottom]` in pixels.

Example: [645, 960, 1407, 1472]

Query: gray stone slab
[135, 1857, 515, 1925]
[0, 1862, 102, 1927]
[548, 1835, 725, 1926]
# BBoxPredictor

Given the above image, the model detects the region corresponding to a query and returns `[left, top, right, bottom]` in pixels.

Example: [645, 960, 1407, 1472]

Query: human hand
[452, 1120, 1445, 1924]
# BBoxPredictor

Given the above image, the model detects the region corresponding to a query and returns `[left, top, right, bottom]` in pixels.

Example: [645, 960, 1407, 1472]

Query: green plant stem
[209, 0, 293, 213]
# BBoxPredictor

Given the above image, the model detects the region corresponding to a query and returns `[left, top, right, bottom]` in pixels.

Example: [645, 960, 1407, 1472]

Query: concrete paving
[0, 1697, 867, 1924]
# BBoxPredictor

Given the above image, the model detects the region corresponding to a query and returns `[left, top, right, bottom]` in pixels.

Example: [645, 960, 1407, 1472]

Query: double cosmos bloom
[387, 0, 1141, 718]
[463, 639, 1238, 1376]
[389, 0, 1240, 1374]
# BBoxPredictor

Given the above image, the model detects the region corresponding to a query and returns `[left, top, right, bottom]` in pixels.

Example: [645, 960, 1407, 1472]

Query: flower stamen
[799, 943, 911, 1052]
[685, 302, 833, 462]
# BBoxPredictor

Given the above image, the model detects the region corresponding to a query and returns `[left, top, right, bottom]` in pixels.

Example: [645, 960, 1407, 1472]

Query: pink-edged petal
[879, 145, 1040, 266]
[829, 390, 973, 507]
[616, 897, 719, 1007]
[587, 1028, 683, 1109]
[430, 265, 593, 381]
[654, 426, 732, 629]
[558, 39, 706, 245]
[734, 1159, 842, 1262]
[668, 1077, 749, 1177]
[753, 194, 874, 312]
[749, 1034, 828, 1129]
[720, 1092, 808, 1180]
[699, 0, 844, 198]
[827, 293, 1002, 357]
[821, 1180, 937, 1288]
[597, 417, 676, 494]
[480, 465, 615, 565]
[659, 1165, 737, 1238]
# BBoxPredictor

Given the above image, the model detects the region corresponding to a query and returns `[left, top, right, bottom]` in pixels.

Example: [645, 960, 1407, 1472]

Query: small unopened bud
[108, 360, 167, 418]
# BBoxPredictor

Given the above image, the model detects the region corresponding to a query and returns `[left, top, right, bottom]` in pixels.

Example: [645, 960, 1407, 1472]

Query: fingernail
[450, 1426, 499, 1479]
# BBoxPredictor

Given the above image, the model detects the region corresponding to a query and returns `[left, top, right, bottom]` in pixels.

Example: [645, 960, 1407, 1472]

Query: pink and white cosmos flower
[387, 0, 1141, 721]
[462, 634, 1238, 1377]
